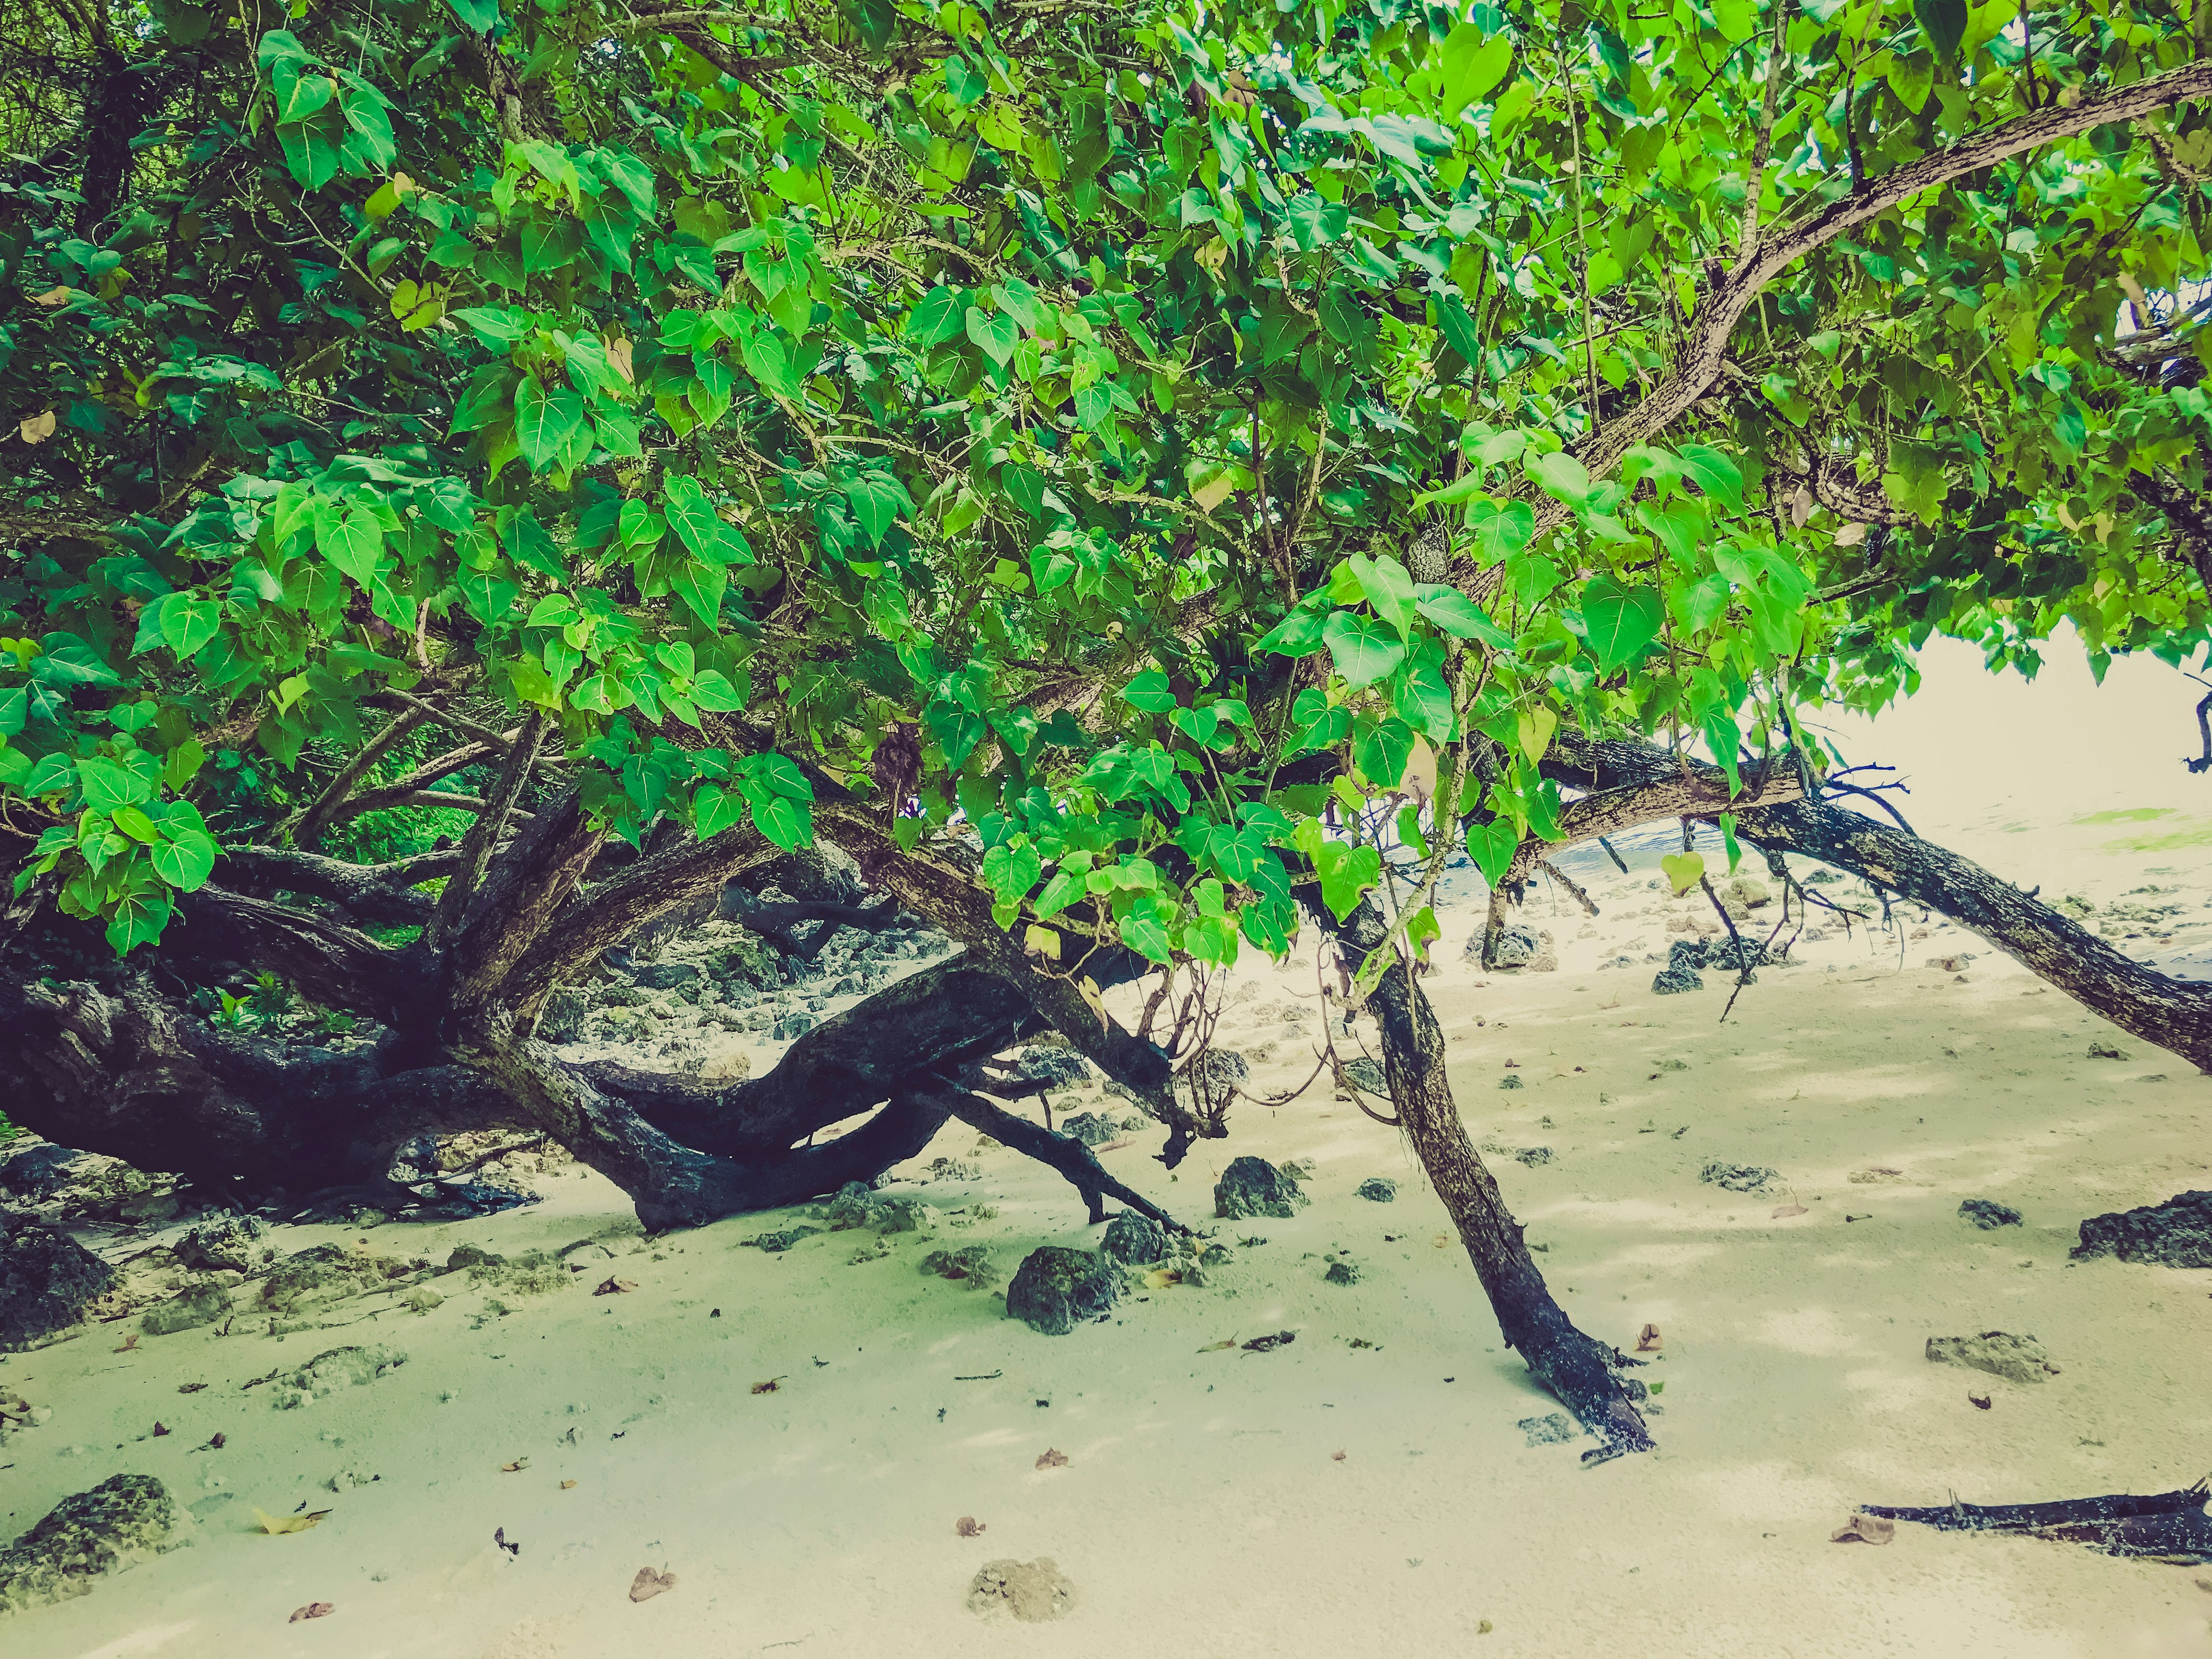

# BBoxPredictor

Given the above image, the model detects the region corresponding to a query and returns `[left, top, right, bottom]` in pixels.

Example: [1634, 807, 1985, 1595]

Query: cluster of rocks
[1652, 933, 1778, 995]
[1465, 924, 1558, 972]
[2058, 885, 2196, 946]
[0, 1138, 184, 1228]
[0, 1474, 190, 1615]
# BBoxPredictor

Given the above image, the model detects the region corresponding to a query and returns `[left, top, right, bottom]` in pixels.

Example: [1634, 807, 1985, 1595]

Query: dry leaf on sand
[594, 1277, 638, 1296]
[956, 1517, 986, 1538]
[178, 1382, 207, 1395]
[751, 1377, 785, 1395]
[1241, 1331, 1295, 1353]
[501, 1459, 529, 1473]
[1035, 1448, 1070, 1469]
[1331, 1451, 1347, 1461]
[253, 1508, 331, 1535]
[151, 1421, 170, 1437]
[1634, 1324, 1663, 1353]
[494, 1528, 519, 1556]
[1196, 1340, 1235, 1352]
[1771, 1203, 1809, 1219]
[209, 1432, 226, 1450]
[289, 1603, 335, 1622]
[1968, 1391, 1993, 1410]
[20, 410, 57, 444]
[114, 1335, 139, 1353]
[629, 1567, 677, 1603]
[1830, 1513, 1896, 1546]
[560, 1480, 578, 1490]
[1142, 1267, 1181, 1290]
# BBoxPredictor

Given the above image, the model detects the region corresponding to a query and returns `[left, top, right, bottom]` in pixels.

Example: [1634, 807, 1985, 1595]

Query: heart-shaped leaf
[1660, 851, 1705, 896]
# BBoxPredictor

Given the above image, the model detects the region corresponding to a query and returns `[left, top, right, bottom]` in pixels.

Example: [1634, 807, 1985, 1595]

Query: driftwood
[1861, 1479, 2212, 1562]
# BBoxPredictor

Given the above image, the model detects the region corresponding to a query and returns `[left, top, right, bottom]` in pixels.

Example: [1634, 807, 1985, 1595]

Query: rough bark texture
[1319, 895, 1653, 1458]
[1543, 731, 2212, 1071]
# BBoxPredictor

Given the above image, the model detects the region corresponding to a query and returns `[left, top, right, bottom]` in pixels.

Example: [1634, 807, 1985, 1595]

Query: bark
[1318, 895, 1654, 1459]
[218, 846, 458, 927]
[1861, 1479, 2212, 1563]
[1543, 730, 2212, 1072]
[929, 1088, 1185, 1231]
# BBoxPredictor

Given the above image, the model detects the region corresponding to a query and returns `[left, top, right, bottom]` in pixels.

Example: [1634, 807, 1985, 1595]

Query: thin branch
[290, 704, 432, 849]
[425, 714, 545, 953]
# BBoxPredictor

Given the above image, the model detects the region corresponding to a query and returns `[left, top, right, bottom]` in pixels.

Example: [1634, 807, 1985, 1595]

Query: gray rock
[748, 1226, 821, 1253]
[1700, 1162, 1778, 1193]
[770, 1012, 817, 1041]
[1213, 1156, 1307, 1221]
[920, 1245, 999, 1289]
[0, 1474, 189, 1615]
[1652, 965, 1705, 994]
[1186, 1048, 1250, 1092]
[1489, 924, 1543, 968]
[1668, 938, 1710, 971]
[966, 1556, 1078, 1622]
[1012, 1046, 1093, 1089]
[0, 1211, 114, 1349]
[1356, 1177, 1397, 1203]
[1005, 1246, 1117, 1335]
[2071, 1190, 2212, 1268]
[873, 1196, 937, 1234]
[259, 1243, 398, 1314]
[1498, 1074, 1524, 1090]
[1340, 1057, 1387, 1096]
[1518, 1412, 1578, 1447]
[1324, 1260, 1361, 1285]
[1925, 1331, 2060, 1385]
[272, 1344, 408, 1408]
[1959, 1198, 2023, 1230]
[824, 1181, 880, 1230]
[141, 1275, 230, 1337]
[1100, 1211, 1168, 1266]
[0, 1143, 88, 1201]
[1056, 1111, 1120, 1147]
[173, 1214, 270, 1275]
[1512, 1146, 1555, 1167]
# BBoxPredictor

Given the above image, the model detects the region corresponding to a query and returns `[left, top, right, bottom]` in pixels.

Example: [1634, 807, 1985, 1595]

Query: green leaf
[1348, 552, 1416, 639]
[1580, 577, 1664, 675]
[982, 839, 1042, 900]
[1913, 0, 1967, 61]
[1677, 444, 1744, 514]
[515, 378, 588, 474]
[845, 471, 914, 547]
[1465, 819, 1517, 887]
[693, 782, 746, 838]
[1414, 586, 1511, 648]
[1123, 669, 1178, 713]
[316, 499, 384, 589]
[1354, 716, 1416, 788]
[665, 475, 744, 565]
[671, 558, 728, 628]
[1467, 501, 1534, 566]
[910, 285, 967, 345]
[1321, 612, 1406, 688]
[149, 828, 218, 891]
[77, 757, 153, 811]
[445, 0, 497, 31]
[1313, 839, 1383, 922]
[160, 595, 222, 659]
[1528, 449, 1593, 506]
[965, 305, 1019, 367]
[1440, 24, 1514, 118]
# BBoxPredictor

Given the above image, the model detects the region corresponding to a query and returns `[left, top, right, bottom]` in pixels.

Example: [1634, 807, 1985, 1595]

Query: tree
[4, 0, 2209, 1455]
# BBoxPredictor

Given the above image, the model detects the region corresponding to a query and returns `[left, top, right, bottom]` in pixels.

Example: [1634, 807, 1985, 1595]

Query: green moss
[2071, 806, 2175, 825]
[2103, 821, 2212, 851]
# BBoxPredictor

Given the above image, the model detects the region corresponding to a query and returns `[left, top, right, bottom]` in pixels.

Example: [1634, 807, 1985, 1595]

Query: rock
[1651, 965, 1704, 995]
[748, 1226, 821, 1253]
[632, 961, 700, 991]
[0, 1474, 188, 1614]
[1056, 1111, 1120, 1147]
[443, 1244, 503, 1273]
[1005, 1246, 1117, 1335]
[1959, 1199, 2023, 1230]
[141, 1275, 231, 1337]
[261, 1244, 402, 1315]
[1729, 875, 1771, 908]
[272, 1344, 408, 1409]
[872, 1197, 937, 1234]
[1100, 1211, 1168, 1266]
[1213, 1156, 1307, 1221]
[467, 1249, 569, 1298]
[1489, 925, 1543, 968]
[1340, 1057, 1387, 1096]
[919, 1245, 999, 1289]
[537, 986, 592, 1042]
[1525, 932, 1559, 972]
[824, 1181, 881, 1230]
[2071, 1190, 2212, 1268]
[1518, 1413, 1578, 1447]
[0, 1211, 115, 1349]
[1281, 1158, 1318, 1180]
[1011, 1045, 1093, 1089]
[0, 1143, 89, 1202]
[1707, 936, 1767, 973]
[1184, 1049, 1249, 1095]
[172, 1214, 270, 1275]
[1498, 1074, 1524, 1090]
[1700, 1162, 1778, 1193]
[1668, 938, 1710, 970]
[2086, 1040, 2127, 1060]
[1512, 1147, 1554, 1167]
[1324, 1260, 1361, 1285]
[1925, 1331, 2060, 1385]
[965, 1557, 1078, 1622]
[1356, 1177, 1397, 1203]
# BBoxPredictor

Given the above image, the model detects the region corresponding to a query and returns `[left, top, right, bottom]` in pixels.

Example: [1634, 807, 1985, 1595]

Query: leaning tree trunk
[1542, 732, 2212, 1071]
[1318, 895, 1654, 1459]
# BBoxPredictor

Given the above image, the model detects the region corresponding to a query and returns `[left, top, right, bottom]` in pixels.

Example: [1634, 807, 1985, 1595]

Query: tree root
[927, 1087, 1185, 1232]
[1861, 1478, 2212, 1562]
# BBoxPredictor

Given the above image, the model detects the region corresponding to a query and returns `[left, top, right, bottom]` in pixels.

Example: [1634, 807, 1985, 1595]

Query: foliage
[2, 0, 2209, 978]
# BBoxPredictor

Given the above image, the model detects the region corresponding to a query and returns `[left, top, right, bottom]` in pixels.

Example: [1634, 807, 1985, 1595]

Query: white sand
[7, 642, 2212, 1658]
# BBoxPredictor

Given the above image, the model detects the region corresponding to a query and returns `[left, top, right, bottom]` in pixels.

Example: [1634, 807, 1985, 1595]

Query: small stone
[1651, 965, 1705, 995]
[1340, 1057, 1387, 1096]
[271, 1344, 408, 1409]
[1518, 1413, 1578, 1447]
[1100, 1212, 1168, 1267]
[919, 1245, 999, 1290]
[0, 1474, 188, 1613]
[0, 1211, 115, 1350]
[1925, 1331, 2061, 1385]
[1488, 925, 1542, 968]
[1005, 1247, 1117, 1336]
[1324, 1261, 1361, 1286]
[631, 962, 700, 991]
[1010, 1046, 1093, 1089]
[1213, 1156, 1307, 1221]
[2071, 1190, 2212, 1268]
[965, 1556, 1077, 1622]
[1056, 1111, 1120, 1147]
[1498, 1075, 1524, 1090]
[262, 1244, 400, 1315]
[1699, 1162, 1778, 1193]
[141, 1276, 231, 1337]
[172, 1214, 270, 1275]
[1356, 1177, 1397, 1203]
[1512, 1147, 1554, 1167]
[1958, 1199, 2023, 1230]
[748, 1226, 822, 1253]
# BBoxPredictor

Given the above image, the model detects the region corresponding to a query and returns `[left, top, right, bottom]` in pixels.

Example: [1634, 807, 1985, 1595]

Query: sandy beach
[5, 646, 2211, 1659]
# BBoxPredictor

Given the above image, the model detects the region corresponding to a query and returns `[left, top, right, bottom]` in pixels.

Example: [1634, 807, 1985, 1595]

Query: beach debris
[953, 1370, 1003, 1381]
[1356, 1177, 1397, 1202]
[1959, 1199, 2023, 1229]
[142, 1275, 233, 1337]
[1142, 1267, 1182, 1289]
[921, 1245, 1001, 1289]
[593, 1277, 638, 1296]
[967, 1556, 1078, 1622]
[0, 1475, 186, 1614]
[289, 1602, 335, 1622]
[2071, 1190, 2212, 1268]
[2086, 1041, 2127, 1060]
[1198, 1340, 1234, 1351]
[1100, 1211, 1168, 1267]
[150, 1422, 169, 1438]
[1519, 1414, 1578, 1447]
[1324, 1261, 1361, 1286]
[752, 1377, 785, 1395]
[501, 1459, 528, 1473]
[1926, 1331, 2061, 1385]
[177, 1382, 207, 1395]
[1857, 1479, 2212, 1561]
[1006, 1246, 1118, 1336]
[494, 1528, 519, 1556]
[1850, 1167, 1907, 1184]
[1969, 1391, 1993, 1410]
[271, 1345, 407, 1410]
[114, 1334, 139, 1353]
[1831, 1513, 1896, 1546]
[1241, 1330, 1296, 1353]
[745, 1226, 822, 1253]
[261, 1243, 404, 1315]
[1332, 1450, 1346, 1461]
[1634, 1324, 1664, 1353]
[561, 1480, 577, 1490]
[1771, 1203, 1809, 1219]
[1035, 1448, 1069, 1469]
[1433, 1234, 1450, 1248]
[628, 1566, 677, 1603]
[1213, 1156, 1308, 1221]
[956, 1517, 986, 1538]
[253, 1508, 330, 1535]
[207, 1433, 226, 1450]
[1700, 1162, 1779, 1194]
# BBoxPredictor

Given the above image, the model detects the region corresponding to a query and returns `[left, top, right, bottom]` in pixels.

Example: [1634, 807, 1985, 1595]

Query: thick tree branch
[926, 1087, 1186, 1232]
[426, 713, 545, 952]
[217, 846, 463, 927]
[290, 704, 433, 849]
